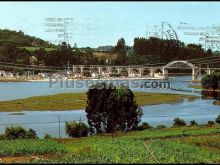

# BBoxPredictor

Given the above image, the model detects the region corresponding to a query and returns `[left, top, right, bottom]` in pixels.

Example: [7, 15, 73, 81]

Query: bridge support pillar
[150, 68, 155, 77]
[162, 68, 168, 79]
[128, 67, 131, 75]
[138, 67, 142, 76]
[98, 67, 101, 74]
[72, 66, 76, 73]
[117, 67, 120, 74]
[80, 65, 84, 74]
[207, 68, 211, 75]
[192, 68, 198, 81]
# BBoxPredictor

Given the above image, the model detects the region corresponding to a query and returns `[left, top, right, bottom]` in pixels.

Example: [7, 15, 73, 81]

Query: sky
[0, 1, 220, 48]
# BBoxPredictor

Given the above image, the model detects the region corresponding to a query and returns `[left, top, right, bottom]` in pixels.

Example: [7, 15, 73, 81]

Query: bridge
[71, 61, 220, 80]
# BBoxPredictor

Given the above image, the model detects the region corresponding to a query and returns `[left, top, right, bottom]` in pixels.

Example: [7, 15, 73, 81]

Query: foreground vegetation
[0, 125, 219, 163]
[0, 92, 198, 112]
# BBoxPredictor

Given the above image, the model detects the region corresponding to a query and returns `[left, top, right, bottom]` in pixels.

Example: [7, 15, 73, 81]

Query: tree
[65, 121, 89, 138]
[201, 72, 220, 90]
[173, 118, 186, 127]
[113, 38, 127, 65]
[85, 83, 143, 134]
[215, 114, 220, 124]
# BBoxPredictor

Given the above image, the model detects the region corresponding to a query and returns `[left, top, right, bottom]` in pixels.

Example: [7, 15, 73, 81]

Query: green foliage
[137, 122, 153, 130]
[190, 120, 198, 126]
[156, 125, 167, 129]
[85, 83, 143, 134]
[207, 121, 215, 127]
[201, 72, 220, 90]
[215, 114, 220, 124]
[4, 126, 38, 140]
[133, 37, 207, 63]
[0, 139, 66, 156]
[65, 121, 89, 138]
[43, 133, 53, 139]
[173, 118, 186, 127]
[33, 125, 220, 164]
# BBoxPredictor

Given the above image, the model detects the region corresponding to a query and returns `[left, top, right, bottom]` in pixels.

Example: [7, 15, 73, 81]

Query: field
[0, 125, 219, 163]
[0, 92, 198, 111]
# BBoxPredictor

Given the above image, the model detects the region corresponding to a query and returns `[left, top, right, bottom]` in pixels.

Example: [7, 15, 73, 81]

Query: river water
[0, 75, 219, 138]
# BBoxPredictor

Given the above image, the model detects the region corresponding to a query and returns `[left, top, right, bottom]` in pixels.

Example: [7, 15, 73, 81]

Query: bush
[156, 125, 167, 129]
[173, 118, 186, 127]
[44, 133, 53, 139]
[201, 72, 220, 90]
[190, 120, 198, 126]
[4, 126, 38, 140]
[65, 121, 89, 138]
[207, 121, 215, 127]
[0, 134, 5, 140]
[215, 115, 220, 124]
[137, 122, 152, 130]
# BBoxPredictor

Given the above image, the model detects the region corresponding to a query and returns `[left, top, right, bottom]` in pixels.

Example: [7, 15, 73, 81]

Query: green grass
[0, 139, 67, 156]
[30, 125, 220, 164]
[18, 46, 57, 52]
[188, 84, 204, 90]
[0, 92, 198, 112]
[0, 125, 219, 163]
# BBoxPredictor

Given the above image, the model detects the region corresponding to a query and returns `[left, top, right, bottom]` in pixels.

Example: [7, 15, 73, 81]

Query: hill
[0, 29, 55, 48]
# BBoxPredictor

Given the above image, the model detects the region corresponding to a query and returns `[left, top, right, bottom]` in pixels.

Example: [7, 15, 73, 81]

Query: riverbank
[0, 78, 28, 82]
[0, 92, 198, 112]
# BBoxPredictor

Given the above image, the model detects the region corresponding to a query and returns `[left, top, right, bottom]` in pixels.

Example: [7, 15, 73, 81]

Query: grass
[188, 84, 204, 90]
[0, 125, 219, 163]
[0, 92, 198, 112]
[31, 125, 220, 164]
[0, 139, 67, 156]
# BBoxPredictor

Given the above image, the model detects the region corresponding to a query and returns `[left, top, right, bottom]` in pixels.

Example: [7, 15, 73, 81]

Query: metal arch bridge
[71, 61, 220, 80]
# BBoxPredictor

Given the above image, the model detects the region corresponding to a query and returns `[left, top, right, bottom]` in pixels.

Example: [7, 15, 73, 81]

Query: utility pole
[199, 64, 201, 78]
[67, 61, 70, 72]
[58, 115, 61, 138]
[79, 116, 82, 137]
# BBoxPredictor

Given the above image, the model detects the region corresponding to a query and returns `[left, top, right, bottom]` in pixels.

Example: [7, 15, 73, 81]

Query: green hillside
[0, 29, 55, 48]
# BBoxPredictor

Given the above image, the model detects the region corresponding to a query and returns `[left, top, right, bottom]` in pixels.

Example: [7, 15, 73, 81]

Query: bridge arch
[164, 61, 197, 69]
[162, 61, 198, 80]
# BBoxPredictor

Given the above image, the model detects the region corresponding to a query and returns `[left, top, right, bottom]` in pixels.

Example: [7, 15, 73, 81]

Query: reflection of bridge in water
[72, 61, 220, 80]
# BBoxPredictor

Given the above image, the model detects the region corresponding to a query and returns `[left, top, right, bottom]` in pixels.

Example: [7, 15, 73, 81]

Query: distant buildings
[0, 70, 6, 77]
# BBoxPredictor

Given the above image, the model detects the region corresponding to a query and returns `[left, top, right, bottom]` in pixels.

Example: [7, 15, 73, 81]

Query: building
[0, 70, 6, 77]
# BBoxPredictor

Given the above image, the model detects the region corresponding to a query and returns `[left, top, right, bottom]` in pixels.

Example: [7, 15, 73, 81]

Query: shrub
[137, 122, 152, 130]
[190, 120, 198, 126]
[201, 72, 220, 90]
[173, 118, 186, 127]
[4, 126, 38, 140]
[44, 133, 53, 139]
[207, 121, 215, 127]
[215, 115, 220, 124]
[156, 125, 167, 129]
[65, 121, 89, 138]
[0, 134, 5, 140]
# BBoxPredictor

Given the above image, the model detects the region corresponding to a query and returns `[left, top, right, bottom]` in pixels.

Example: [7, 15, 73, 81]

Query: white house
[0, 70, 6, 77]
[6, 72, 13, 78]
[91, 72, 99, 79]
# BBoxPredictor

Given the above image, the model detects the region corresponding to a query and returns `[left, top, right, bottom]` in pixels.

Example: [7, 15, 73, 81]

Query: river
[0, 75, 219, 138]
